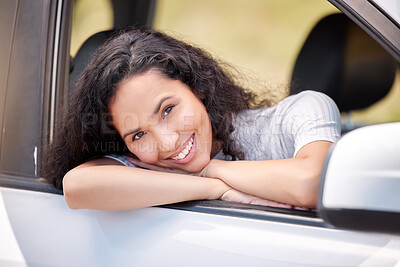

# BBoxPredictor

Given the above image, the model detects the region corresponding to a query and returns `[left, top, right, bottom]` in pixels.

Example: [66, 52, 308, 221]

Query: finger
[261, 200, 293, 209]
[269, 201, 293, 209]
[250, 197, 293, 209]
[293, 206, 311, 211]
[275, 202, 293, 209]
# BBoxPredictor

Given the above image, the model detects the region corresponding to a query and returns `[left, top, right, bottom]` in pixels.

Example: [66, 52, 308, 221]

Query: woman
[42, 28, 340, 210]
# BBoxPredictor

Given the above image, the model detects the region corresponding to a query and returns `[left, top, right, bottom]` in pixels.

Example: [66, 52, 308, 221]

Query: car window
[155, 0, 338, 101]
[154, 0, 400, 126]
[2, 0, 394, 211]
[0, 0, 52, 178]
[70, 0, 113, 57]
[0, 1, 18, 155]
[350, 71, 399, 125]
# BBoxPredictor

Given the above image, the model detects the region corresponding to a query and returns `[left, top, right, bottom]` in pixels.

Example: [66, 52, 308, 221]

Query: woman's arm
[63, 158, 230, 210]
[206, 140, 332, 208]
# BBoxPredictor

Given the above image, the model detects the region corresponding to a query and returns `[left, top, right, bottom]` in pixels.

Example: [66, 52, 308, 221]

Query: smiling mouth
[171, 135, 194, 160]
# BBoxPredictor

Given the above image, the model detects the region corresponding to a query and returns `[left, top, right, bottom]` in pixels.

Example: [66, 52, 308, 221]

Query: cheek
[129, 142, 158, 164]
[177, 108, 210, 133]
[176, 110, 197, 131]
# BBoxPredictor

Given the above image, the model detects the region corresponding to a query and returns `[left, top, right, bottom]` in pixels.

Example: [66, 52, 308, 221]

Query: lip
[166, 134, 196, 164]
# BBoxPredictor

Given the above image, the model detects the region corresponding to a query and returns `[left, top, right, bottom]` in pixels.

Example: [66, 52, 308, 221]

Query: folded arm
[63, 158, 230, 210]
[205, 140, 332, 208]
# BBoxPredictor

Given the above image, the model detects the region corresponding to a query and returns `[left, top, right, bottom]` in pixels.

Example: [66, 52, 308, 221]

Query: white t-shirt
[106, 90, 341, 166]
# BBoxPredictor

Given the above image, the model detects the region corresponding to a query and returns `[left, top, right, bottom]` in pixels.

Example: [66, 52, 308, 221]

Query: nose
[154, 128, 179, 154]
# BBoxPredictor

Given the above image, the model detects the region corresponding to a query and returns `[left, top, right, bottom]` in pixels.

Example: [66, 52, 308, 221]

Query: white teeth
[172, 136, 194, 160]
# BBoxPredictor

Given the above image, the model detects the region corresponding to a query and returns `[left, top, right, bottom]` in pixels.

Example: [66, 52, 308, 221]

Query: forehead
[112, 71, 173, 109]
[116, 71, 166, 103]
[108, 70, 193, 130]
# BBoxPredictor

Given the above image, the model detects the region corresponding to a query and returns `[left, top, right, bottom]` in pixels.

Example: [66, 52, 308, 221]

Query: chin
[186, 155, 210, 173]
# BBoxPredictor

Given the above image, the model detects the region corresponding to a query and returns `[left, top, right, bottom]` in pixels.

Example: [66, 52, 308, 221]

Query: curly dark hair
[41, 28, 267, 190]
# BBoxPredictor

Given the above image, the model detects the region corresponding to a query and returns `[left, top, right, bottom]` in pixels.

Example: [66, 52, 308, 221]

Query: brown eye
[132, 131, 146, 142]
[162, 105, 174, 118]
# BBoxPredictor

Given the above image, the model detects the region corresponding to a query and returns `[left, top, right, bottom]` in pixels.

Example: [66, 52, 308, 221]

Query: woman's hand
[126, 157, 301, 210]
[220, 188, 294, 209]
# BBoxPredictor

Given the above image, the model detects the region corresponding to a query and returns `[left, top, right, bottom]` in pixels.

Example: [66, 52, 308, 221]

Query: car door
[1, 0, 399, 266]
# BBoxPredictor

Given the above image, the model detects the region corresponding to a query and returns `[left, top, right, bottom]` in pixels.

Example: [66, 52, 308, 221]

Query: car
[0, 0, 399, 266]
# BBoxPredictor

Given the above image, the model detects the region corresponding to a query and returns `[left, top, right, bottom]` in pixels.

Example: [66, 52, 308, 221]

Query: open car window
[154, 0, 399, 127]
[1, 0, 398, 222]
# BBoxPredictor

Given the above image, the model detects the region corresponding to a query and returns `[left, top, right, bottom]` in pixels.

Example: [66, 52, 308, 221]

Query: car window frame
[0, 0, 71, 192]
[328, 0, 400, 63]
[0, 0, 56, 179]
[1, 0, 397, 231]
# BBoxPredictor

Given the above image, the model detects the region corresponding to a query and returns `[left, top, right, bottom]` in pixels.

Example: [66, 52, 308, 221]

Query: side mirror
[318, 123, 400, 234]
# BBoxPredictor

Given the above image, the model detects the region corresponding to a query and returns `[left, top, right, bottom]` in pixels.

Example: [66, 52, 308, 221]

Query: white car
[0, 0, 399, 266]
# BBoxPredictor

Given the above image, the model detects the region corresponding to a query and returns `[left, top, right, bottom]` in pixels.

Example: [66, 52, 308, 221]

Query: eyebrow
[122, 95, 174, 140]
[122, 127, 141, 140]
[152, 95, 174, 116]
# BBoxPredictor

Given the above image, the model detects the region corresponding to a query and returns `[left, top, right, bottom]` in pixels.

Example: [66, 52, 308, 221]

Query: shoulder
[276, 90, 340, 122]
[234, 91, 340, 124]
[279, 90, 337, 110]
[283, 91, 341, 155]
[232, 90, 340, 130]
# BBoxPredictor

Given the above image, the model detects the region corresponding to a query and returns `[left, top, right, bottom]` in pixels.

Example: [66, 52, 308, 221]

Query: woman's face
[109, 70, 214, 172]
